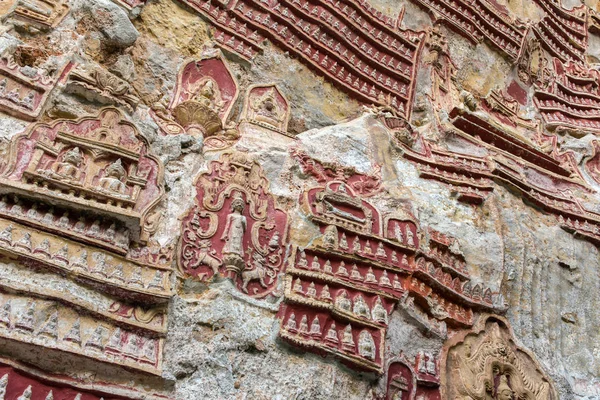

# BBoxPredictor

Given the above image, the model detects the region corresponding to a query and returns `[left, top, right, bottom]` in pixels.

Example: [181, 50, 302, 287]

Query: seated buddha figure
[47, 147, 84, 184]
[192, 79, 224, 115]
[249, 88, 284, 129]
[98, 159, 129, 198]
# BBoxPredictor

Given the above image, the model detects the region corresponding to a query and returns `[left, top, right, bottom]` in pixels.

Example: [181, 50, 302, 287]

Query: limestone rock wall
[0, 0, 600, 399]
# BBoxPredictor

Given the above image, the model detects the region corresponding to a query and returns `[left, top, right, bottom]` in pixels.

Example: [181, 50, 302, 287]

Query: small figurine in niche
[297, 250, 308, 268]
[299, 314, 309, 334]
[325, 322, 339, 344]
[358, 330, 376, 360]
[406, 227, 415, 247]
[394, 223, 404, 243]
[309, 316, 321, 336]
[352, 294, 370, 319]
[341, 325, 355, 351]
[322, 225, 338, 250]
[335, 290, 352, 312]
[99, 159, 129, 197]
[249, 87, 286, 129]
[47, 147, 83, 183]
[221, 192, 247, 273]
[90, 109, 122, 145]
[20, 91, 35, 109]
[372, 297, 388, 324]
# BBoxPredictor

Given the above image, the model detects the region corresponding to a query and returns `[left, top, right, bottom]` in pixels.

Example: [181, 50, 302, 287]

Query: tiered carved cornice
[0, 108, 171, 378]
[279, 181, 502, 373]
[409, 0, 525, 61]
[0, 356, 168, 399]
[532, 0, 587, 64]
[534, 59, 600, 134]
[179, 0, 425, 117]
[0, 108, 165, 243]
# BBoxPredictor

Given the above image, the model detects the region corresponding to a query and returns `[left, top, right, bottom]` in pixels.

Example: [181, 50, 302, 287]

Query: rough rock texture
[1, 0, 600, 399]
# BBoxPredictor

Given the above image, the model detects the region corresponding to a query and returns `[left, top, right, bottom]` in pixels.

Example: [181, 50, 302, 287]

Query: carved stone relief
[179, 0, 425, 117]
[65, 64, 140, 113]
[2, 0, 599, 395]
[152, 50, 241, 149]
[1, 0, 69, 30]
[381, 353, 442, 399]
[531, 0, 587, 65]
[0, 107, 165, 244]
[278, 180, 502, 372]
[534, 58, 600, 136]
[409, 0, 526, 61]
[0, 55, 69, 121]
[0, 289, 163, 375]
[385, 358, 416, 400]
[111, 0, 146, 10]
[0, 357, 168, 399]
[241, 84, 290, 134]
[291, 147, 382, 197]
[0, 217, 171, 301]
[395, 78, 600, 248]
[279, 182, 406, 372]
[0, 107, 171, 378]
[442, 315, 558, 400]
[178, 151, 288, 298]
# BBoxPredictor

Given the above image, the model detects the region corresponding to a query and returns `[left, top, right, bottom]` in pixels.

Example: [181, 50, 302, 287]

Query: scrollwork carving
[177, 151, 288, 298]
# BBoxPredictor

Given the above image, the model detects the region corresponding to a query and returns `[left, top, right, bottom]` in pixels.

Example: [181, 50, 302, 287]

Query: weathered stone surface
[80, 0, 139, 48]
[2, 0, 600, 398]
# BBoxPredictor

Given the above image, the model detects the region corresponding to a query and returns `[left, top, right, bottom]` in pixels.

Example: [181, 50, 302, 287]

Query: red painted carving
[0, 108, 171, 376]
[178, 151, 288, 298]
[0, 358, 169, 399]
[152, 50, 241, 149]
[278, 182, 502, 372]
[291, 147, 382, 197]
[409, 0, 526, 61]
[534, 58, 600, 135]
[584, 140, 600, 185]
[397, 85, 600, 248]
[450, 105, 600, 246]
[385, 358, 416, 399]
[0, 107, 164, 243]
[112, 0, 146, 9]
[179, 0, 425, 117]
[381, 354, 441, 400]
[180, 0, 264, 60]
[241, 84, 291, 133]
[400, 294, 448, 338]
[532, 0, 587, 64]
[401, 138, 495, 205]
[5, 0, 70, 29]
[0, 55, 70, 121]
[279, 182, 414, 372]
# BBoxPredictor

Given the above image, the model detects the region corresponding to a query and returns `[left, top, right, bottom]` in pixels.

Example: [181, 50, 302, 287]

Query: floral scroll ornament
[178, 151, 288, 298]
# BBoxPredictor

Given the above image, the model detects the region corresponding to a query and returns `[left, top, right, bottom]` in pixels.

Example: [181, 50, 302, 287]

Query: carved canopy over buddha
[0, 107, 165, 242]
